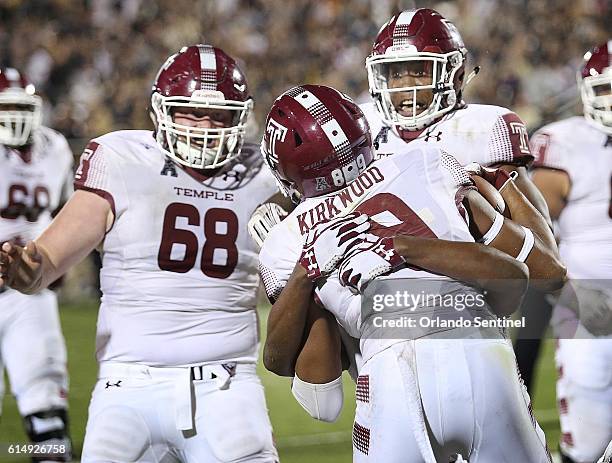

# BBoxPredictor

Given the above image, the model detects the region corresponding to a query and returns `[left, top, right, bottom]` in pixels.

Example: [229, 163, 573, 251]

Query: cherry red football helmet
[366, 9, 467, 131]
[261, 85, 374, 201]
[579, 40, 612, 135]
[151, 44, 253, 169]
[0, 68, 42, 147]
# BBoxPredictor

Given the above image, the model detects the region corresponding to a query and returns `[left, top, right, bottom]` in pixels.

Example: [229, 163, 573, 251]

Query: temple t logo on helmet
[264, 118, 288, 164]
[366, 8, 468, 131]
[151, 44, 253, 170]
[578, 40, 612, 135]
[0, 68, 42, 147]
[261, 85, 374, 202]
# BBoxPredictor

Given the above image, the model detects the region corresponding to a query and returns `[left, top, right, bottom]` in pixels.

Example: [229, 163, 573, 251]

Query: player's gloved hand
[570, 281, 612, 337]
[299, 213, 370, 280]
[464, 163, 517, 192]
[338, 235, 405, 293]
[247, 203, 288, 250]
[0, 241, 44, 294]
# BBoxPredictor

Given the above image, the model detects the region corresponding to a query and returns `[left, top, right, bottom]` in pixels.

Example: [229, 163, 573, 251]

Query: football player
[0, 45, 279, 462]
[363, 8, 551, 223]
[364, 6, 562, 398]
[0, 68, 73, 462]
[530, 41, 612, 463]
[258, 84, 556, 462]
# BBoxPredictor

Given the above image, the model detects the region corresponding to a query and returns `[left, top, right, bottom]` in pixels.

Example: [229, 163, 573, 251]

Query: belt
[98, 361, 255, 431]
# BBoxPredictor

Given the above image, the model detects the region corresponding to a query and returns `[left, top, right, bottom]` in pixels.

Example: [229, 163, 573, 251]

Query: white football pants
[0, 288, 68, 416]
[353, 338, 551, 462]
[556, 338, 612, 462]
[82, 361, 278, 463]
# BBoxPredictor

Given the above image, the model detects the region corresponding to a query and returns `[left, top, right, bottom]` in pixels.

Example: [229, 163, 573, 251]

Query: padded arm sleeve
[291, 374, 344, 423]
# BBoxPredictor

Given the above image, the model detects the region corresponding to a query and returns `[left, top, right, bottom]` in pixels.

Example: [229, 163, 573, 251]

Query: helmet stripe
[291, 88, 352, 164]
[197, 44, 217, 90]
[608, 39, 612, 60]
[393, 11, 417, 46]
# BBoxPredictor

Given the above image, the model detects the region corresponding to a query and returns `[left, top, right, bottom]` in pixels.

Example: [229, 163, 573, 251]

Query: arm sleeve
[291, 374, 344, 423]
[487, 112, 534, 167]
[74, 140, 127, 224]
[258, 223, 301, 302]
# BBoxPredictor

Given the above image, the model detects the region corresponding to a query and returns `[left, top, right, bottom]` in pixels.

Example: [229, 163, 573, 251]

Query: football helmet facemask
[579, 40, 612, 135]
[366, 9, 467, 131]
[151, 44, 253, 169]
[0, 68, 42, 147]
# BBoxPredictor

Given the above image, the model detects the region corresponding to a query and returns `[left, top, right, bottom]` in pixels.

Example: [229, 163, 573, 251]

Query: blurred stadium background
[0, 0, 610, 461]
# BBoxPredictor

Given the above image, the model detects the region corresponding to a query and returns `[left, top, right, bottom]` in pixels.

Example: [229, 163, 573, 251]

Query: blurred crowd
[1, 0, 609, 144]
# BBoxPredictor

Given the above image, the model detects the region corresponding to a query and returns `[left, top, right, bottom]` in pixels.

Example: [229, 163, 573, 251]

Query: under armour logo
[374, 244, 395, 261]
[303, 250, 318, 271]
[222, 170, 242, 182]
[222, 362, 237, 377]
[424, 130, 442, 142]
[373, 127, 390, 150]
[105, 380, 122, 388]
[160, 158, 178, 177]
[434, 82, 449, 93]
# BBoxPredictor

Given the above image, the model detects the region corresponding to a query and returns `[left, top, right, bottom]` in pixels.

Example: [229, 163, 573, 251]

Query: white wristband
[479, 212, 504, 245]
[516, 226, 535, 262]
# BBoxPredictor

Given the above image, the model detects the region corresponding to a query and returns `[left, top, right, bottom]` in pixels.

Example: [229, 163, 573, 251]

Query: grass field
[0, 300, 561, 462]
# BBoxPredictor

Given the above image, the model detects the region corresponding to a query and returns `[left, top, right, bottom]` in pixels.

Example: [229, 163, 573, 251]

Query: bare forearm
[264, 264, 314, 376]
[500, 180, 558, 256]
[497, 182, 566, 289]
[500, 166, 553, 228]
[393, 235, 529, 316]
[393, 235, 528, 284]
[1, 191, 108, 294]
[464, 187, 566, 291]
[35, 192, 108, 288]
[295, 303, 343, 383]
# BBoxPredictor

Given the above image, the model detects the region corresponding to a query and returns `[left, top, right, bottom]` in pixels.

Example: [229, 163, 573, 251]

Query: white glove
[338, 235, 404, 293]
[300, 213, 370, 280]
[247, 203, 288, 250]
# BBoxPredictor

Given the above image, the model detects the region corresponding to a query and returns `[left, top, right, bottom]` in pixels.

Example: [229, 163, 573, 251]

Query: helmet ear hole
[293, 131, 303, 147]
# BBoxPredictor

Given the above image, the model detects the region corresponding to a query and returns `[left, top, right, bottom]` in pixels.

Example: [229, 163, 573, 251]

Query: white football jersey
[74, 131, 278, 366]
[259, 146, 484, 362]
[360, 102, 534, 168]
[0, 126, 73, 243]
[531, 116, 612, 279]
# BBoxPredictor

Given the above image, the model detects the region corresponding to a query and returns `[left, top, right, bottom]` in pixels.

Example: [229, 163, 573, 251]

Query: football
[470, 173, 507, 216]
